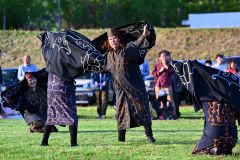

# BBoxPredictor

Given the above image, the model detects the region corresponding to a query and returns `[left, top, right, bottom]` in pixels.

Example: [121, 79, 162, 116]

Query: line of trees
[1, 0, 240, 30]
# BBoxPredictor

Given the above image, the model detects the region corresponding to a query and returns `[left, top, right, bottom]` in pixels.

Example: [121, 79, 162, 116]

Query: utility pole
[2, 9, 6, 30]
[57, 0, 62, 31]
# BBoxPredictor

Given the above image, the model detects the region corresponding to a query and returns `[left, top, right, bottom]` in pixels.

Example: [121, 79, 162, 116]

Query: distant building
[182, 12, 240, 28]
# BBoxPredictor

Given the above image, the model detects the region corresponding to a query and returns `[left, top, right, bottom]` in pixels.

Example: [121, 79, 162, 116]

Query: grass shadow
[179, 116, 203, 119]
[57, 129, 203, 134]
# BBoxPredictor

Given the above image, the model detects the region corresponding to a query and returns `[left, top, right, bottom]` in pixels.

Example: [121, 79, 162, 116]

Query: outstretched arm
[132, 24, 149, 48]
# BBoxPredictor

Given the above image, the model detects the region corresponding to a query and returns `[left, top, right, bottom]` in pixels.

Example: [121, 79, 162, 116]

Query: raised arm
[132, 24, 148, 48]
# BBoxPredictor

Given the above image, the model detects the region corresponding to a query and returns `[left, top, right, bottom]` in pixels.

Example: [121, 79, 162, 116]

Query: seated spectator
[204, 59, 212, 66]
[225, 59, 240, 77]
[212, 54, 227, 71]
[139, 59, 150, 78]
[18, 55, 38, 81]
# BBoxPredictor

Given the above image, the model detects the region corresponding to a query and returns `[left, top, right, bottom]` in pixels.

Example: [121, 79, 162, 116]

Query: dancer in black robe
[171, 60, 240, 155]
[1, 69, 58, 132]
[93, 22, 156, 142]
[38, 30, 104, 147]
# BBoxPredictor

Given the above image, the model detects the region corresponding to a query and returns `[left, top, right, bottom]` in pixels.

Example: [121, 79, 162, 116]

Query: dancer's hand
[143, 24, 148, 37]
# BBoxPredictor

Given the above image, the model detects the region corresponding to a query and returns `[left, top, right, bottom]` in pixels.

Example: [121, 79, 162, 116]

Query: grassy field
[0, 106, 240, 160]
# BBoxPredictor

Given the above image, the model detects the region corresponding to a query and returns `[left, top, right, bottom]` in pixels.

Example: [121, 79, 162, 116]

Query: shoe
[118, 136, 125, 142]
[118, 135, 125, 142]
[101, 115, 106, 119]
[147, 136, 156, 143]
[209, 147, 219, 155]
[29, 128, 34, 133]
[41, 142, 49, 146]
[118, 138, 125, 142]
[71, 143, 78, 147]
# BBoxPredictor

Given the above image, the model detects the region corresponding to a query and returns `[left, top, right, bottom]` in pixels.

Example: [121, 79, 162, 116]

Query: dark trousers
[95, 90, 108, 116]
[149, 94, 161, 118]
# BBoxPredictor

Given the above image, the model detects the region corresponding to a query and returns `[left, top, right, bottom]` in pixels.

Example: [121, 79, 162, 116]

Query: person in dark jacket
[103, 24, 156, 142]
[92, 72, 111, 119]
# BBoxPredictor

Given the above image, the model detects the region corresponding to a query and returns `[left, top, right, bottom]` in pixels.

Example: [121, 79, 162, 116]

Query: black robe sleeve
[38, 30, 105, 80]
[1, 69, 47, 110]
[92, 21, 156, 59]
[171, 60, 240, 115]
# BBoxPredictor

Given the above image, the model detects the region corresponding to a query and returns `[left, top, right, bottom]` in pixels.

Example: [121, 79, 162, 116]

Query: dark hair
[102, 30, 125, 51]
[107, 29, 120, 37]
[215, 54, 224, 59]
[204, 59, 212, 65]
[158, 50, 171, 57]
[227, 59, 238, 71]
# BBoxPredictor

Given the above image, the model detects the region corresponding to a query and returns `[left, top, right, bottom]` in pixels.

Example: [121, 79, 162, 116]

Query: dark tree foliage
[0, 0, 240, 30]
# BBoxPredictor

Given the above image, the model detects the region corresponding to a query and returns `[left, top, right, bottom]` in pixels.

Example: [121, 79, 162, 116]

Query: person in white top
[17, 55, 39, 81]
[211, 54, 227, 71]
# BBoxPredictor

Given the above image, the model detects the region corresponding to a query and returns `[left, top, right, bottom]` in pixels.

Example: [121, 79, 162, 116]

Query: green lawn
[0, 106, 239, 160]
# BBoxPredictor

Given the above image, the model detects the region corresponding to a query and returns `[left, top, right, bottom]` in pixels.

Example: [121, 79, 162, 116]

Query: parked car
[1, 68, 19, 92]
[75, 73, 115, 105]
[222, 56, 240, 69]
[144, 75, 155, 97]
[75, 73, 96, 105]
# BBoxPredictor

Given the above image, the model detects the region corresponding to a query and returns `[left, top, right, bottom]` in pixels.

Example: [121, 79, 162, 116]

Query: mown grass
[0, 106, 240, 160]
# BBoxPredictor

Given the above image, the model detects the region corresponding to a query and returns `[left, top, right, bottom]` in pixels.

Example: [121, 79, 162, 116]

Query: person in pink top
[225, 59, 240, 77]
[152, 50, 175, 118]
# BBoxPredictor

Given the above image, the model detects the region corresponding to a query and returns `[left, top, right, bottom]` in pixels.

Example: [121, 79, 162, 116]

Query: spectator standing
[212, 54, 227, 71]
[152, 50, 176, 119]
[18, 55, 38, 81]
[152, 50, 174, 100]
[92, 72, 111, 119]
[139, 59, 150, 78]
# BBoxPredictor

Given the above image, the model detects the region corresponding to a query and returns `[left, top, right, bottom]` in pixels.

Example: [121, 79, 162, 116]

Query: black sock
[118, 129, 126, 142]
[144, 124, 153, 137]
[41, 125, 53, 146]
[69, 125, 78, 147]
